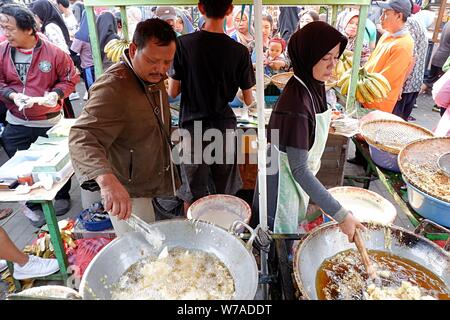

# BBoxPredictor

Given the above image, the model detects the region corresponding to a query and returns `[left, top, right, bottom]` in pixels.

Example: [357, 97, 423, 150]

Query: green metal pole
[86, 6, 103, 76]
[120, 6, 130, 41]
[331, 5, 338, 26]
[41, 201, 69, 283]
[345, 4, 368, 115]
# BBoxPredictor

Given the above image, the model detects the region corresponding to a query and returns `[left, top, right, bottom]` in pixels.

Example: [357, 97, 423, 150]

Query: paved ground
[0, 80, 442, 298]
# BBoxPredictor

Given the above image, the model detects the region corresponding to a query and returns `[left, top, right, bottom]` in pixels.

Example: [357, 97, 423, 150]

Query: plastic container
[368, 144, 400, 172]
[406, 180, 450, 228]
[187, 194, 251, 232]
[77, 208, 113, 232]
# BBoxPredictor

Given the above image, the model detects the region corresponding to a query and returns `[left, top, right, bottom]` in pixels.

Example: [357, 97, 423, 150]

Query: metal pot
[293, 222, 450, 300]
[79, 219, 259, 300]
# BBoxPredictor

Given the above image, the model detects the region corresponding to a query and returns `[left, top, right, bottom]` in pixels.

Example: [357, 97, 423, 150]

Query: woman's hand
[338, 212, 364, 243]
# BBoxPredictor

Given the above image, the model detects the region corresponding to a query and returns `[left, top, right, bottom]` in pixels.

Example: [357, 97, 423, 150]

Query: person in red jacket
[0, 4, 79, 228]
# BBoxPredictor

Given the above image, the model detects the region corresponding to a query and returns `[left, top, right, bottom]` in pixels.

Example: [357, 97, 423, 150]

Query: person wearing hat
[362, 0, 414, 113]
[155, 6, 179, 34]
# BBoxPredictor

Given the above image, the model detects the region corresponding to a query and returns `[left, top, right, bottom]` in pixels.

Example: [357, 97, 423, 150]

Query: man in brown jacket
[69, 19, 179, 235]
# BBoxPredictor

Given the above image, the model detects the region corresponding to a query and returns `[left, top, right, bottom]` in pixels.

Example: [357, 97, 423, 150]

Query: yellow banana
[104, 38, 119, 54]
[106, 46, 114, 61]
[364, 77, 384, 102]
[355, 86, 365, 104]
[337, 71, 351, 88]
[341, 77, 350, 95]
[368, 72, 391, 92]
[358, 78, 374, 103]
[366, 74, 388, 99]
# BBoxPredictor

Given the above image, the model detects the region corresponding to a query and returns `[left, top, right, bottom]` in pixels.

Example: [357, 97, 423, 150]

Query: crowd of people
[0, 0, 449, 280]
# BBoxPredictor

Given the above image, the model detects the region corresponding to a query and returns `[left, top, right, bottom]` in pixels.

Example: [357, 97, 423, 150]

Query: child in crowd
[264, 37, 287, 76]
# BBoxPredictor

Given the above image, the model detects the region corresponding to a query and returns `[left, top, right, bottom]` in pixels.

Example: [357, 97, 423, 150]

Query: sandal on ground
[0, 208, 13, 220]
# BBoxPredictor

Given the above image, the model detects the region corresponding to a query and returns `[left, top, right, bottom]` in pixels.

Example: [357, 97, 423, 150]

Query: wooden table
[0, 170, 73, 290]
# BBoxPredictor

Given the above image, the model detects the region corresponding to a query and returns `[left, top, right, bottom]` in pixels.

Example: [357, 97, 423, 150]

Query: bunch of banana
[333, 50, 354, 79]
[104, 39, 130, 63]
[337, 67, 391, 104]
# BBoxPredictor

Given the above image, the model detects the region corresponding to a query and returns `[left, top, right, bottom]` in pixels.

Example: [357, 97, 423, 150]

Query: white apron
[273, 75, 332, 234]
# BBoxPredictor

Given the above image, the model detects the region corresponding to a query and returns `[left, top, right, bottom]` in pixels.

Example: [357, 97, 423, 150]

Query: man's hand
[10, 93, 34, 111]
[96, 173, 132, 220]
[39, 92, 59, 108]
[338, 212, 365, 243]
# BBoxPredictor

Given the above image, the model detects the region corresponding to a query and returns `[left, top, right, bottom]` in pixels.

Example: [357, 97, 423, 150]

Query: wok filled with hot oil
[293, 222, 450, 300]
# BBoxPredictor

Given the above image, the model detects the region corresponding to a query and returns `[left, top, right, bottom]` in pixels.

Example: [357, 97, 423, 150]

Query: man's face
[380, 9, 401, 32]
[129, 38, 176, 84]
[268, 42, 282, 59]
[0, 14, 33, 48]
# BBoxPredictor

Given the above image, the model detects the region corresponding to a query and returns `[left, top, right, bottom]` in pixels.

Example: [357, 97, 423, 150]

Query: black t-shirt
[170, 30, 256, 126]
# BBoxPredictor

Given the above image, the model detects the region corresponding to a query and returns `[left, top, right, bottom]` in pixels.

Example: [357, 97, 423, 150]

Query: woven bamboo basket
[360, 119, 434, 155]
[271, 72, 294, 90]
[398, 137, 450, 203]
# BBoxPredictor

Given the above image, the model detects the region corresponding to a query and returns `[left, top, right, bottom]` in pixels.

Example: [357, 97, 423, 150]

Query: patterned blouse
[403, 17, 428, 93]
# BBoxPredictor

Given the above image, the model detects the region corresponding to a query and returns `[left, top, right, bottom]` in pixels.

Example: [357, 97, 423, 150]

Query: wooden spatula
[354, 229, 377, 279]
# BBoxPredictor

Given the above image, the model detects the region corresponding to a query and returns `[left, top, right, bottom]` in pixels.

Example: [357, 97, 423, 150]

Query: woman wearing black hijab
[31, 0, 71, 53]
[264, 21, 363, 241]
[96, 11, 120, 69]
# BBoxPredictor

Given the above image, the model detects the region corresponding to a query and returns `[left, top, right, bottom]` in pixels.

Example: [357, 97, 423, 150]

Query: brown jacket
[69, 58, 180, 198]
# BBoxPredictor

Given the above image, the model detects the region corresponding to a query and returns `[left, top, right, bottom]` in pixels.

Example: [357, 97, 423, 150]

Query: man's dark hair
[132, 18, 176, 50]
[0, 4, 37, 35]
[56, 0, 70, 9]
[199, 0, 232, 19]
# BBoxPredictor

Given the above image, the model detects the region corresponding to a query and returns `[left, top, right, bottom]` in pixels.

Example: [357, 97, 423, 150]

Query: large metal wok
[293, 222, 450, 300]
[79, 219, 259, 300]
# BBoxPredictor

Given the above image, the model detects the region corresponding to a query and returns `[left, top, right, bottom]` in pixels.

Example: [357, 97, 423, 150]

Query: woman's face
[345, 16, 359, 38]
[175, 17, 184, 33]
[312, 44, 340, 82]
[299, 13, 314, 29]
[234, 13, 249, 33]
[262, 19, 272, 41]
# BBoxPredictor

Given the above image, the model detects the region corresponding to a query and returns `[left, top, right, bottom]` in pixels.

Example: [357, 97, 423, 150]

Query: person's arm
[239, 48, 256, 104]
[286, 146, 363, 241]
[168, 78, 181, 98]
[242, 88, 254, 106]
[69, 74, 131, 220]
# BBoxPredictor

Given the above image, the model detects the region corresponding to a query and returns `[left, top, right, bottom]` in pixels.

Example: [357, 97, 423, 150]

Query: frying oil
[316, 249, 449, 300]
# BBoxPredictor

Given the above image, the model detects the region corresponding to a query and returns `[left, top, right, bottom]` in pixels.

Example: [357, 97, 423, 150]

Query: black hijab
[31, 0, 71, 48]
[96, 12, 119, 61]
[268, 21, 347, 150]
